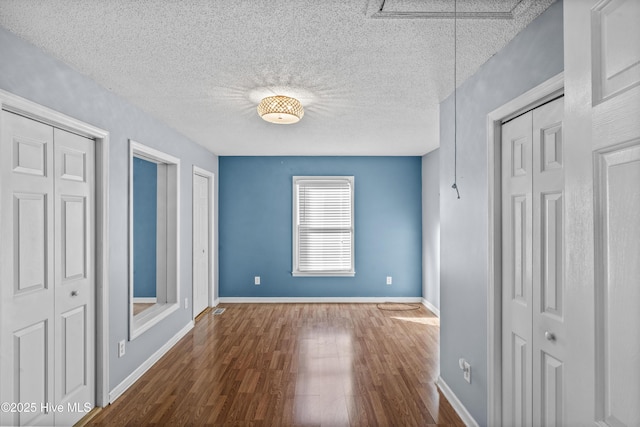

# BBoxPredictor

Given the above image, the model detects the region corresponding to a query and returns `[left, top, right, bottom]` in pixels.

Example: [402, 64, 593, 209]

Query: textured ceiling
[0, 0, 555, 156]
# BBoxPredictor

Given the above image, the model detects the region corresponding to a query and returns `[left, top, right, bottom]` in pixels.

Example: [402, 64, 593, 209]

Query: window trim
[292, 175, 355, 277]
[129, 140, 180, 340]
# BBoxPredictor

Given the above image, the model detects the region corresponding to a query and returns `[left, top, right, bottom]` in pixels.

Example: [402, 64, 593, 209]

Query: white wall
[422, 149, 440, 314]
[437, 1, 564, 425]
[0, 26, 219, 395]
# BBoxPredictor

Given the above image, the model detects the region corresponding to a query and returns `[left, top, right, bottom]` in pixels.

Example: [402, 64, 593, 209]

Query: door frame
[192, 166, 214, 319]
[485, 72, 564, 426]
[0, 89, 110, 407]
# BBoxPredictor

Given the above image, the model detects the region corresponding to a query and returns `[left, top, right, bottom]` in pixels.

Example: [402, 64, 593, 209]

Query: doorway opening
[192, 166, 214, 319]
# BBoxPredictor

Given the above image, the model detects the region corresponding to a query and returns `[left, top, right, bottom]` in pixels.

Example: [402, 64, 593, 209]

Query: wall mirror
[129, 140, 180, 339]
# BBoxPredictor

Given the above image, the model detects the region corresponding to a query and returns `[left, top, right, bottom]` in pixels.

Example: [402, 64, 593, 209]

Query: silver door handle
[71, 290, 79, 297]
[545, 331, 556, 341]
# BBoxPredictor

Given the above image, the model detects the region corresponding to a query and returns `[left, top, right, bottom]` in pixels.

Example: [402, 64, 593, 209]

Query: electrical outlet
[118, 340, 125, 358]
[386, 276, 392, 285]
[254, 276, 261, 285]
[459, 358, 472, 384]
[463, 361, 471, 383]
[185, 298, 188, 309]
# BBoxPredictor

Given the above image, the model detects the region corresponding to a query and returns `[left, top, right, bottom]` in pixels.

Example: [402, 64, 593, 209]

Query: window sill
[130, 302, 179, 340]
[292, 271, 356, 277]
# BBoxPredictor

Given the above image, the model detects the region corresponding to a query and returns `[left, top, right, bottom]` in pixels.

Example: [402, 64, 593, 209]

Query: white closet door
[502, 109, 534, 427]
[0, 111, 95, 426]
[193, 172, 210, 317]
[531, 98, 565, 427]
[53, 127, 95, 426]
[0, 111, 56, 426]
[502, 97, 565, 427]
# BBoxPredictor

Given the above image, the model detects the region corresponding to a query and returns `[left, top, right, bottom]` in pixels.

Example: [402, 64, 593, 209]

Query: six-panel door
[502, 97, 565, 427]
[0, 111, 95, 426]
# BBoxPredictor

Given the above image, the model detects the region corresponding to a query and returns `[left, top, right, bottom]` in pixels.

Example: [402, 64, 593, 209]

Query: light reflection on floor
[295, 329, 353, 426]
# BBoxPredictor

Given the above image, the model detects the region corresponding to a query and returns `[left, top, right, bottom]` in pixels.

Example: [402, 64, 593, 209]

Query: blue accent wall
[219, 156, 422, 298]
[133, 157, 157, 298]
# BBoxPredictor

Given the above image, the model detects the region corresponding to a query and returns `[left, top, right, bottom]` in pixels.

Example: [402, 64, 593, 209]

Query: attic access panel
[372, 0, 528, 19]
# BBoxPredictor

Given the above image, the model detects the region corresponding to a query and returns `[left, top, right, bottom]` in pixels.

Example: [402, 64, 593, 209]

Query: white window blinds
[293, 176, 354, 276]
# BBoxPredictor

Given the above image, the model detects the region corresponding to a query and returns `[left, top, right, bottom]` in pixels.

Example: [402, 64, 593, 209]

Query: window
[293, 176, 354, 276]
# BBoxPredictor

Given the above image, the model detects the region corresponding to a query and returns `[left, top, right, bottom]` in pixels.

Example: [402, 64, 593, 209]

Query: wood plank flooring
[87, 304, 463, 426]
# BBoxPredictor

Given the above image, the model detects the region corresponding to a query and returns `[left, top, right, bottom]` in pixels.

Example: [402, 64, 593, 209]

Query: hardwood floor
[87, 304, 463, 426]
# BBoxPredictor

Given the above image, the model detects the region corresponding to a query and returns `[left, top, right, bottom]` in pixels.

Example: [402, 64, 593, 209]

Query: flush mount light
[257, 95, 304, 124]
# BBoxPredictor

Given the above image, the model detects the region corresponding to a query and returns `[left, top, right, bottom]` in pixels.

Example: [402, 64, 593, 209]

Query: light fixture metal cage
[257, 95, 304, 124]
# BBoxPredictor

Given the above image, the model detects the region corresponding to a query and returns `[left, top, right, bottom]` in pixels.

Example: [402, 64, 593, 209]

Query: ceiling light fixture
[257, 95, 304, 124]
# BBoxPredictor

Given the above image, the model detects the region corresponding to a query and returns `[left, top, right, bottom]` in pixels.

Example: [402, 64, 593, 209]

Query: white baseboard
[132, 297, 157, 303]
[421, 298, 440, 317]
[436, 376, 479, 427]
[213, 297, 220, 307]
[109, 321, 194, 403]
[218, 297, 423, 304]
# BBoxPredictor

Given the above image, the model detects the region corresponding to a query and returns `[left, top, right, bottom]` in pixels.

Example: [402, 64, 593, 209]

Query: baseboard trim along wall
[218, 297, 423, 304]
[421, 298, 440, 317]
[436, 376, 479, 427]
[109, 321, 194, 403]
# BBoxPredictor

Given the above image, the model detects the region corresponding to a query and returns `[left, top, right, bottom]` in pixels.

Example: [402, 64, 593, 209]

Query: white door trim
[0, 89, 110, 407]
[192, 166, 214, 319]
[485, 72, 564, 426]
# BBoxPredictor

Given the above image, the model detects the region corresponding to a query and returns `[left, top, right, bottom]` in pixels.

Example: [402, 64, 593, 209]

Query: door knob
[71, 290, 79, 297]
[545, 331, 556, 341]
